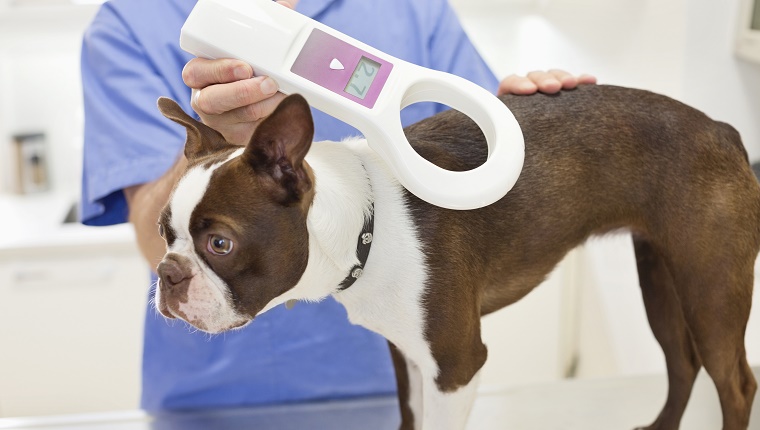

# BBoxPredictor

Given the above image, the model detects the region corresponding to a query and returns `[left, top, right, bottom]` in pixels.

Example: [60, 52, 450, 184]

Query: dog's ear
[243, 94, 314, 205]
[157, 97, 227, 161]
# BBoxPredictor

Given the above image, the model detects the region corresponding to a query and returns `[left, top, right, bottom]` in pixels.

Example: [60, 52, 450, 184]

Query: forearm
[125, 156, 188, 270]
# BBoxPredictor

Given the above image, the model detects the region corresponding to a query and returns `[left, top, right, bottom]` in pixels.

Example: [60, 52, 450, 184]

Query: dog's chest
[332, 155, 433, 359]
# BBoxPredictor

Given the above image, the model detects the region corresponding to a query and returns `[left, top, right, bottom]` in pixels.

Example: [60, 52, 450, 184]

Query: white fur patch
[406, 359, 424, 430]
[423, 370, 481, 430]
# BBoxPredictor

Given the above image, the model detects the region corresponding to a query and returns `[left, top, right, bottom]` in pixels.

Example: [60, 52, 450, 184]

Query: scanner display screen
[344, 57, 381, 99]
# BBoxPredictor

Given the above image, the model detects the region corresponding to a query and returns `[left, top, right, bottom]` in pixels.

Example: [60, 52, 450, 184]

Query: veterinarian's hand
[182, 0, 298, 145]
[184, 58, 285, 145]
[498, 70, 597, 96]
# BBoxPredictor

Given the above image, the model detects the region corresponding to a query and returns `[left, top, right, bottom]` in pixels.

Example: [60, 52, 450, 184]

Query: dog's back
[403, 84, 759, 429]
[403, 85, 760, 309]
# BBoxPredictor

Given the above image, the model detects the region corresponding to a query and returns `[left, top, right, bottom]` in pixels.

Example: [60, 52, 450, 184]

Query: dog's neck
[307, 138, 374, 274]
[256, 138, 376, 312]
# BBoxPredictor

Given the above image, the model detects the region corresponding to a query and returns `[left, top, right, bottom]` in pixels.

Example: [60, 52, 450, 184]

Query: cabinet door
[0, 246, 148, 417]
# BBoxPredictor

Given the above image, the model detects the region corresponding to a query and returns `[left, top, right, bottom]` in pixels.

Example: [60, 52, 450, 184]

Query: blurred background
[0, 0, 759, 419]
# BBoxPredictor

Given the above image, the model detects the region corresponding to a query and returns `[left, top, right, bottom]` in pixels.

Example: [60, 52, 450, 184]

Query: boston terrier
[154, 85, 758, 430]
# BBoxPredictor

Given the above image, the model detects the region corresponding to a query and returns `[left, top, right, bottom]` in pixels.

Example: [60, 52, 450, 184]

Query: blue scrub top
[80, 0, 498, 412]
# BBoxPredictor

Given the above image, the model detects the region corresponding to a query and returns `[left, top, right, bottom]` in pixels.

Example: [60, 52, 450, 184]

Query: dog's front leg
[388, 342, 480, 430]
[389, 342, 424, 430]
[416, 322, 487, 430]
[419, 367, 481, 430]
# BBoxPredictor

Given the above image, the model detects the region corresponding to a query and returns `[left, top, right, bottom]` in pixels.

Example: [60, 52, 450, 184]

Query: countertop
[0, 368, 758, 430]
[0, 192, 136, 256]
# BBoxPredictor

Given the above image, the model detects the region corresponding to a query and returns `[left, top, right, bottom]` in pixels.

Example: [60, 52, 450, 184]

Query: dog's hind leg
[389, 342, 424, 430]
[632, 235, 702, 430]
[668, 251, 757, 430]
[660, 178, 759, 430]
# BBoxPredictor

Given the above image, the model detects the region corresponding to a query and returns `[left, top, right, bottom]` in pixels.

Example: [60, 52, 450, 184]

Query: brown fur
[399, 84, 759, 429]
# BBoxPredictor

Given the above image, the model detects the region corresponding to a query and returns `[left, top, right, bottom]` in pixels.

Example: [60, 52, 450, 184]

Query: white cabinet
[0, 229, 148, 417]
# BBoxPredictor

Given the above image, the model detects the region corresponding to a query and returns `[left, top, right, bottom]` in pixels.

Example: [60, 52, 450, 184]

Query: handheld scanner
[180, 0, 525, 210]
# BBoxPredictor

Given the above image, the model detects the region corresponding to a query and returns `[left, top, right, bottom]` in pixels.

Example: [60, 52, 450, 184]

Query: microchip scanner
[180, 0, 525, 210]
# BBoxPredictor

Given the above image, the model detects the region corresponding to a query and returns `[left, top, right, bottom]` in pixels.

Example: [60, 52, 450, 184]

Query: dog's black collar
[337, 203, 375, 291]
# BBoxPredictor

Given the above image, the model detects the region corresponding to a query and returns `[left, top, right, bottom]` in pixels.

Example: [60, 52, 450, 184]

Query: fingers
[498, 69, 597, 96]
[527, 70, 562, 93]
[201, 92, 286, 137]
[183, 57, 252, 89]
[222, 92, 287, 124]
[499, 74, 538, 95]
[183, 56, 288, 145]
[192, 75, 279, 115]
[194, 91, 286, 146]
[577, 73, 598, 85]
[530, 69, 585, 93]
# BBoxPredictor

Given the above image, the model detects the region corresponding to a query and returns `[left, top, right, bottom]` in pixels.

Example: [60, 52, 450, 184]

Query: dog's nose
[156, 258, 193, 319]
[157, 259, 191, 288]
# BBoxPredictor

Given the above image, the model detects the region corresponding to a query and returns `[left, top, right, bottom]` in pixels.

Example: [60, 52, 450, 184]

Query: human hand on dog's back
[498, 69, 597, 95]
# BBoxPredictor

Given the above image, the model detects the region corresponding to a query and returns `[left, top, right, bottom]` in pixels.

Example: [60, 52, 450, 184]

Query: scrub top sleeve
[80, 5, 187, 226]
[428, 0, 499, 105]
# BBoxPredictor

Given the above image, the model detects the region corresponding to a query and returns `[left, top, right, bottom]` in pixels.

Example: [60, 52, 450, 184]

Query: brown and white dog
[154, 85, 759, 430]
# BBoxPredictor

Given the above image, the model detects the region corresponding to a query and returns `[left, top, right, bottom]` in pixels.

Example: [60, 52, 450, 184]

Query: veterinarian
[80, 0, 594, 412]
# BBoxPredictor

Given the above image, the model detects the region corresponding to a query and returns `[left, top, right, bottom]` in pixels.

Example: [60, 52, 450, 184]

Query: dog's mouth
[155, 285, 252, 333]
[183, 316, 251, 334]
[156, 293, 176, 320]
[154, 281, 178, 320]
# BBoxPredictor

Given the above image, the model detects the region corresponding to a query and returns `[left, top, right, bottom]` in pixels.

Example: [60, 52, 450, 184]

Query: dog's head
[153, 94, 315, 333]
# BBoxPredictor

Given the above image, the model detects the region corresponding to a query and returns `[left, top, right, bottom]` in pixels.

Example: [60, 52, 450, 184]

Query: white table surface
[0, 367, 757, 430]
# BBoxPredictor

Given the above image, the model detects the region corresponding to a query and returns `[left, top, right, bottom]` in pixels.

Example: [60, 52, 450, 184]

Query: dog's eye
[158, 224, 165, 238]
[208, 234, 234, 256]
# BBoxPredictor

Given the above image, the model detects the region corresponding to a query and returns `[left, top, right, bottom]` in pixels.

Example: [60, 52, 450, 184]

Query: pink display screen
[290, 29, 393, 109]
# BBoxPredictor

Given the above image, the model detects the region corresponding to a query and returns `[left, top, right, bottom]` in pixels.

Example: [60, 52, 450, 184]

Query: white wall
[0, 4, 97, 196]
[683, 0, 760, 160]
[452, 0, 688, 97]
